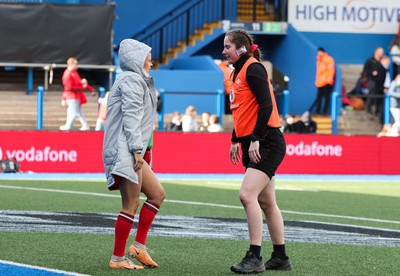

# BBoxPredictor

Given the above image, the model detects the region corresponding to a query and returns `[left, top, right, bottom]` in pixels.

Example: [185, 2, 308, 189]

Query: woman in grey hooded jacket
[103, 39, 165, 270]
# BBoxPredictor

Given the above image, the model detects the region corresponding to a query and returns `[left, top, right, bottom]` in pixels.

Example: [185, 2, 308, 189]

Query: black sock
[249, 244, 261, 259]
[272, 244, 288, 259]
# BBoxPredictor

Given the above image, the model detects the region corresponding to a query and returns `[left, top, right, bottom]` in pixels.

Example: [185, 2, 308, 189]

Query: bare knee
[146, 187, 166, 207]
[122, 196, 141, 215]
[258, 199, 269, 210]
[259, 200, 279, 216]
[153, 189, 166, 206]
[239, 190, 254, 207]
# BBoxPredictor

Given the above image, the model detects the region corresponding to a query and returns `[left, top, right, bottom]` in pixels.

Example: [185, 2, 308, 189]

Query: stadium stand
[0, 0, 395, 135]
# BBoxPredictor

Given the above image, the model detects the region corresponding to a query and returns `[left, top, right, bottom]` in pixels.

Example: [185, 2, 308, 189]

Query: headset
[235, 46, 247, 56]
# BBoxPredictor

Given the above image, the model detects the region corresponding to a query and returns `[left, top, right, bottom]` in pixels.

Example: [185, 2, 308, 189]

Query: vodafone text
[286, 141, 342, 157]
[0, 147, 77, 162]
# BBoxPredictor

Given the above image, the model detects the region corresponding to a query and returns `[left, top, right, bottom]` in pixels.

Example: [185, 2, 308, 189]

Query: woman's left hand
[249, 141, 261, 164]
[133, 153, 144, 171]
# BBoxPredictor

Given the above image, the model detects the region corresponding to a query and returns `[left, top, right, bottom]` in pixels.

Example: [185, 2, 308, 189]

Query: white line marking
[205, 181, 241, 186]
[0, 260, 90, 276]
[0, 184, 399, 225]
[0, 185, 119, 197]
[286, 211, 400, 224]
[204, 181, 317, 191]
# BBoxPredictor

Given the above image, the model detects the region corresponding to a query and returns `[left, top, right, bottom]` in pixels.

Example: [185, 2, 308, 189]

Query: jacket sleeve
[231, 128, 239, 143]
[326, 56, 335, 84]
[85, 83, 95, 92]
[62, 71, 73, 91]
[389, 82, 400, 99]
[121, 74, 146, 154]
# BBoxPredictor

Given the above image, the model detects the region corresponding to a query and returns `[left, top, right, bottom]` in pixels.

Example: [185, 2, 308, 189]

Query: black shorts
[240, 127, 286, 179]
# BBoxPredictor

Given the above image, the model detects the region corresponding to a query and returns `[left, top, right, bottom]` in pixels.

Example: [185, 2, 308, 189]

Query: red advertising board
[0, 131, 104, 173]
[0, 131, 399, 174]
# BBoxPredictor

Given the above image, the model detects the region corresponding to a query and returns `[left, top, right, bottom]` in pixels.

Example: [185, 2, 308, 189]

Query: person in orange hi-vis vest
[314, 47, 335, 115]
[218, 60, 233, 114]
[223, 29, 291, 274]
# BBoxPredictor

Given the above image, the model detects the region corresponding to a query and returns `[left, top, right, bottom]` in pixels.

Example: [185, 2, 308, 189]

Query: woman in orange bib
[223, 29, 291, 273]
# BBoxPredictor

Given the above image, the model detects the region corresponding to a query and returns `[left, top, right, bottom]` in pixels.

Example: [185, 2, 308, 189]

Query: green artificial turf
[0, 179, 399, 275]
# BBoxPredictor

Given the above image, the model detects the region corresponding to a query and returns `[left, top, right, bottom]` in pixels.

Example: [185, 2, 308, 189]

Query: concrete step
[338, 64, 364, 92]
[0, 90, 99, 130]
[338, 109, 382, 135]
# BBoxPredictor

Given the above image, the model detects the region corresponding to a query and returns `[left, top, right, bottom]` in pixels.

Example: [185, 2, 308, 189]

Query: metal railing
[276, 89, 289, 118]
[157, 88, 290, 131]
[134, 0, 235, 65]
[157, 89, 225, 131]
[33, 86, 289, 131]
[35, 85, 106, 130]
[0, 62, 116, 94]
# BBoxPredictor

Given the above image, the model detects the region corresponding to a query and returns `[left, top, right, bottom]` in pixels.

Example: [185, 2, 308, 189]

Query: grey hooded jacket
[388, 80, 400, 108]
[103, 39, 157, 190]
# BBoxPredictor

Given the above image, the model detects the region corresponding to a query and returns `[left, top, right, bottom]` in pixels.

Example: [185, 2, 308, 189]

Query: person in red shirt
[60, 57, 95, 131]
[223, 29, 291, 273]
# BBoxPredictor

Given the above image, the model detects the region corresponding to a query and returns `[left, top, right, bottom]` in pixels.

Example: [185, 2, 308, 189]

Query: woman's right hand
[230, 143, 241, 165]
[133, 153, 144, 171]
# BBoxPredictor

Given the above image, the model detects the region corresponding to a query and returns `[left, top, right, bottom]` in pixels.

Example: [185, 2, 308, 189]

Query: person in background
[200, 111, 211, 131]
[60, 57, 95, 131]
[382, 55, 392, 93]
[165, 111, 182, 131]
[281, 113, 295, 133]
[182, 105, 199, 132]
[219, 59, 233, 115]
[348, 72, 368, 97]
[103, 39, 165, 270]
[387, 74, 400, 136]
[341, 80, 354, 110]
[285, 111, 317, 134]
[363, 47, 384, 118]
[95, 91, 109, 131]
[314, 47, 335, 115]
[223, 29, 291, 274]
[374, 55, 391, 124]
[388, 36, 400, 78]
[207, 114, 224, 132]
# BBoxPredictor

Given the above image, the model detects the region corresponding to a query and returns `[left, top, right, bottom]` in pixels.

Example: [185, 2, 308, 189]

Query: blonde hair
[184, 105, 196, 116]
[67, 57, 78, 65]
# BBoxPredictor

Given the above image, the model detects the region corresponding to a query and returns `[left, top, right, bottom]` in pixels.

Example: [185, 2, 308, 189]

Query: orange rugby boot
[109, 257, 144, 270]
[128, 241, 158, 268]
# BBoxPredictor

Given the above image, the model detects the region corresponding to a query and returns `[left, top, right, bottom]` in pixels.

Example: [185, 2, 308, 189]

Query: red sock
[135, 200, 159, 245]
[113, 211, 134, 257]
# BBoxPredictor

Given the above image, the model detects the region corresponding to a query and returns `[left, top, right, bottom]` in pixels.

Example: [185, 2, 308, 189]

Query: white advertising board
[288, 0, 399, 34]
